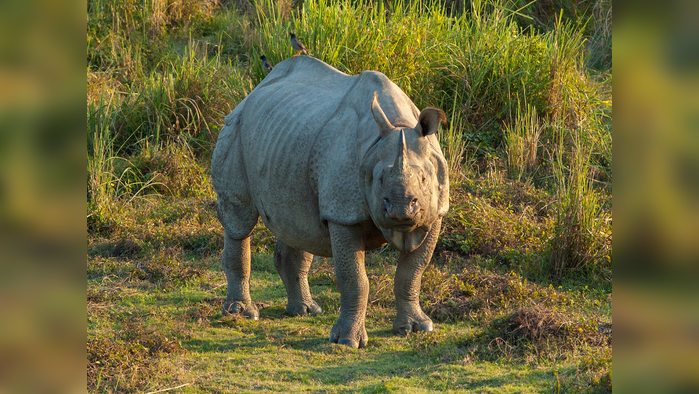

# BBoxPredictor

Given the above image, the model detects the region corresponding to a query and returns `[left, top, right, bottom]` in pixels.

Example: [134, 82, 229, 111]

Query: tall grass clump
[528, 18, 611, 282]
[110, 46, 247, 155]
[253, 0, 446, 98]
[114, 142, 215, 199]
[253, 0, 606, 153]
[87, 92, 118, 221]
[87, 0, 216, 73]
[586, 0, 612, 69]
[505, 104, 541, 182]
[86, 0, 611, 284]
[546, 113, 607, 280]
[87, 91, 168, 226]
[439, 114, 469, 184]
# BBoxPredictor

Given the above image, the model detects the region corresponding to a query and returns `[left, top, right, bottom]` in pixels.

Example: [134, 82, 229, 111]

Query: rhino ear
[417, 107, 447, 137]
[371, 92, 394, 139]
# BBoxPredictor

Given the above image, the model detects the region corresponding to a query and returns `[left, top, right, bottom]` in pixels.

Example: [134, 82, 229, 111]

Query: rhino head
[360, 92, 449, 253]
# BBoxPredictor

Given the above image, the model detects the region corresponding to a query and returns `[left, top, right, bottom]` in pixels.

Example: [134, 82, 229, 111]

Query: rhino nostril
[383, 198, 391, 211]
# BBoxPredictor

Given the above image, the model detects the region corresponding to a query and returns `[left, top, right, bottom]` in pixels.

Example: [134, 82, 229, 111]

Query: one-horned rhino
[211, 56, 449, 348]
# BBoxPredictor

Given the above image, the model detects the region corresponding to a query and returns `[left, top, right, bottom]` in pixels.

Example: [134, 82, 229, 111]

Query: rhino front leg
[393, 218, 442, 335]
[274, 241, 322, 316]
[221, 232, 259, 320]
[327, 222, 369, 348]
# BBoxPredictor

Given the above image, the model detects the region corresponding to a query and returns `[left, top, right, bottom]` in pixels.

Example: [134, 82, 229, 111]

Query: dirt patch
[309, 262, 336, 287]
[497, 306, 564, 344]
[368, 273, 394, 308]
[184, 298, 222, 326]
[110, 238, 142, 258]
[422, 264, 588, 324]
[87, 289, 107, 303]
[482, 306, 611, 360]
[87, 285, 126, 317]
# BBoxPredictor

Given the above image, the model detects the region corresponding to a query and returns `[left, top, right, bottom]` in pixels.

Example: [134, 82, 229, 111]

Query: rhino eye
[379, 175, 384, 185]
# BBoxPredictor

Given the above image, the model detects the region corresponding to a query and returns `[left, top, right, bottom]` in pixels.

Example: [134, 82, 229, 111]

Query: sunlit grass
[87, 197, 611, 393]
[86, 0, 612, 391]
[505, 103, 542, 182]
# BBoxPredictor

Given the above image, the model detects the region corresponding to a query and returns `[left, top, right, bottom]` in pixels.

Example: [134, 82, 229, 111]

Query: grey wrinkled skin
[211, 57, 449, 348]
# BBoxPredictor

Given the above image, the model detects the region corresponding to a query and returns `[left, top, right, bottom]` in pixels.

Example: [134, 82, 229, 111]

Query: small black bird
[260, 55, 273, 74]
[289, 33, 308, 56]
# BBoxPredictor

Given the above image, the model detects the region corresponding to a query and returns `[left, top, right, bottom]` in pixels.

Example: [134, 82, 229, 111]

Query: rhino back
[236, 57, 356, 254]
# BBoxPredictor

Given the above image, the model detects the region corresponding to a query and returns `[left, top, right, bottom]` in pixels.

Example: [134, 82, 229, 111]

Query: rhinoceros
[211, 56, 449, 348]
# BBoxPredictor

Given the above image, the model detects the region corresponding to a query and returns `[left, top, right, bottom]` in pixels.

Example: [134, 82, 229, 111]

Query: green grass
[87, 196, 611, 393]
[87, 0, 612, 391]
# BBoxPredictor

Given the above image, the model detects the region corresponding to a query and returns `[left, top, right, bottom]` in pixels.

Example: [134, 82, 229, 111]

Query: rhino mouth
[386, 221, 417, 232]
[379, 226, 429, 253]
[381, 207, 423, 231]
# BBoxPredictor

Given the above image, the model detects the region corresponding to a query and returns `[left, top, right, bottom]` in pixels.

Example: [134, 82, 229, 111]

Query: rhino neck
[380, 226, 428, 253]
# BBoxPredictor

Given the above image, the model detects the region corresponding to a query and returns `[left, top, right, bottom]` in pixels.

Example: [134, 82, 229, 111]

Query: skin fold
[211, 56, 448, 348]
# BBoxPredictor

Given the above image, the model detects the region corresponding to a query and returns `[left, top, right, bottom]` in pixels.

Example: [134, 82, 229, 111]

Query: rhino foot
[393, 315, 433, 336]
[286, 300, 323, 316]
[222, 300, 259, 321]
[329, 319, 368, 349]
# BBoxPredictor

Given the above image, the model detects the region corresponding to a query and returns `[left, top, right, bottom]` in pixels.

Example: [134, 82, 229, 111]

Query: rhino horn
[371, 92, 394, 139]
[391, 129, 410, 178]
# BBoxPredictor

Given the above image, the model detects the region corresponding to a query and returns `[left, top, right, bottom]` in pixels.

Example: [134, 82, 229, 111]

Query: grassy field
[87, 0, 612, 392]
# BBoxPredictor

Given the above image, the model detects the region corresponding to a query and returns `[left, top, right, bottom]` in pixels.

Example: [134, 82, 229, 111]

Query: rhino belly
[254, 187, 333, 257]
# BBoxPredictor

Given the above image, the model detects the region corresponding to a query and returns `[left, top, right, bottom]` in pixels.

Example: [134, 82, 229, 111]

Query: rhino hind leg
[274, 241, 322, 316]
[392, 218, 442, 335]
[221, 233, 259, 320]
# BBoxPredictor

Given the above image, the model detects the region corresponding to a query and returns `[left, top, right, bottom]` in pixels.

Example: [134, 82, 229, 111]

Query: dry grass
[87, 196, 611, 392]
[87, 312, 188, 392]
[492, 305, 610, 351]
[422, 263, 575, 323]
[440, 178, 552, 264]
[414, 258, 612, 368]
[86, 1, 612, 391]
[505, 104, 542, 182]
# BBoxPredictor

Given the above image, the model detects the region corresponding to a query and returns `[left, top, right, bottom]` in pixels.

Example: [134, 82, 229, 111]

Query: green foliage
[502, 0, 612, 70]
[439, 94, 471, 183]
[545, 110, 611, 281]
[86, 1, 611, 391]
[88, 198, 611, 392]
[253, 0, 605, 148]
[505, 103, 542, 182]
[87, 92, 118, 223]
